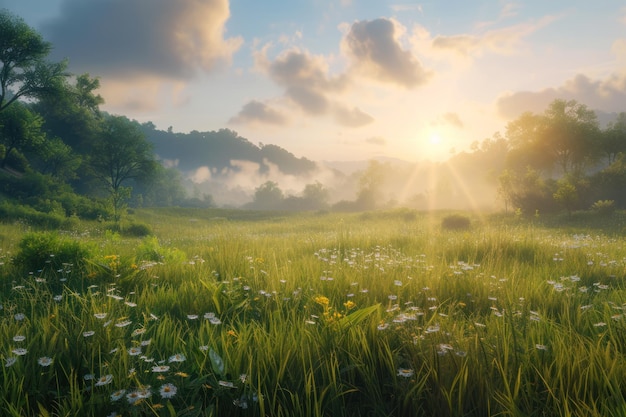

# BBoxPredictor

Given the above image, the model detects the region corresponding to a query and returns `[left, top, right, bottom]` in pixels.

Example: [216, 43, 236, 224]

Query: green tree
[34, 73, 103, 155]
[356, 160, 389, 209]
[0, 102, 44, 168]
[542, 99, 600, 175]
[0, 10, 67, 112]
[601, 112, 626, 165]
[505, 100, 600, 176]
[252, 181, 284, 210]
[89, 115, 157, 221]
[301, 181, 330, 210]
[553, 178, 579, 216]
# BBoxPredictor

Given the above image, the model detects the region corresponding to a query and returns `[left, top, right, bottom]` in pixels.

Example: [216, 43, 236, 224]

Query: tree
[89, 115, 157, 221]
[301, 181, 330, 210]
[0, 102, 44, 168]
[541, 99, 600, 175]
[251, 181, 284, 210]
[0, 10, 67, 113]
[601, 112, 626, 165]
[356, 160, 389, 209]
[505, 100, 601, 176]
[34, 73, 103, 154]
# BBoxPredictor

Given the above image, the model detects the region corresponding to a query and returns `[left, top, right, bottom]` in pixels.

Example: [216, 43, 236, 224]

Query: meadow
[1, 208, 626, 417]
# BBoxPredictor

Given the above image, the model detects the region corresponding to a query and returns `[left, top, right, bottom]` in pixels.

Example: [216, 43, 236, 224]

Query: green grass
[1, 208, 626, 416]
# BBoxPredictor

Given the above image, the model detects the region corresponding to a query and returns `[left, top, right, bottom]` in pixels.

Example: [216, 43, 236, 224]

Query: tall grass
[1, 209, 626, 416]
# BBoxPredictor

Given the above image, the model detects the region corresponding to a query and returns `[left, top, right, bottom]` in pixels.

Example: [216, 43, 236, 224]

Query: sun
[429, 134, 442, 145]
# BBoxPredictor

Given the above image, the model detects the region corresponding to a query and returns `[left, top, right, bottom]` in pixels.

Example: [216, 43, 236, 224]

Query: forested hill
[142, 124, 318, 176]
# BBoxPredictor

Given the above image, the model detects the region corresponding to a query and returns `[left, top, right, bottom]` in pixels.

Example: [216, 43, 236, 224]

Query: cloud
[333, 105, 374, 127]
[432, 16, 555, 58]
[256, 48, 347, 115]
[442, 112, 464, 128]
[248, 46, 374, 127]
[342, 18, 431, 88]
[43, 0, 243, 80]
[229, 100, 287, 125]
[496, 73, 626, 119]
[365, 136, 387, 146]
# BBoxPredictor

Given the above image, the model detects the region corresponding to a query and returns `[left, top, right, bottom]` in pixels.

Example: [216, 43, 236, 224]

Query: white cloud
[342, 18, 432, 88]
[496, 72, 626, 119]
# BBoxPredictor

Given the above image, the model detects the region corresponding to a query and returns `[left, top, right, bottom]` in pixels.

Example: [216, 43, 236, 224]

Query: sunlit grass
[1, 209, 626, 416]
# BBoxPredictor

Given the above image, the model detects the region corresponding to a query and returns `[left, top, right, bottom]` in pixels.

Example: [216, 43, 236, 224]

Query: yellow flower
[344, 301, 356, 310]
[314, 296, 330, 306]
[227, 329, 237, 337]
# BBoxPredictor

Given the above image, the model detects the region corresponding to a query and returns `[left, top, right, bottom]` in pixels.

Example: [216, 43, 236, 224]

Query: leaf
[337, 303, 380, 329]
[209, 348, 225, 376]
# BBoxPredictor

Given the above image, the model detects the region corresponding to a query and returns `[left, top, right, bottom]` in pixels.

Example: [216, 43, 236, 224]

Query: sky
[2, 0, 626, 162]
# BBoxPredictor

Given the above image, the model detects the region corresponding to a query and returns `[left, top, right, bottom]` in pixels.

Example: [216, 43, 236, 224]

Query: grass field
[2, 208, 626, 416]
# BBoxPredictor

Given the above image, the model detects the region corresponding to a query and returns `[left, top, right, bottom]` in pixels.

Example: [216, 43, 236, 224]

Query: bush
[12, 232, 93, 275]
[591, 200, 615, 216]
[122, 222, 153, 237]
[441, 214, 471, 230]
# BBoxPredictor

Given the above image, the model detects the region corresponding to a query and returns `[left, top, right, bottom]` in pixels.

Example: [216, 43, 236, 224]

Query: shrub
[13, 232, 92, 275]
[591, 200, 615, 216]
[441, 214, 471, 230]
[122, 222, 153, 237]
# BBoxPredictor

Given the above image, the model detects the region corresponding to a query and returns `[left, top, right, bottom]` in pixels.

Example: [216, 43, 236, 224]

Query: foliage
[590, 199, 615, 216]
[12, 231, 92, 275]
[0, 102, 45, 168]
[121, 222, 153, 237]
[441, 213, 471, 230]
[0, 10, 67, 112]
[88, 115, 157, 221]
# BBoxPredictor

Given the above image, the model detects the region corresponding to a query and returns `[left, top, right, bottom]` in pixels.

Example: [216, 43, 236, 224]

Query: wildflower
[239, 373, 248, 383]
[125, 301, 137, 307]
[593, 322, 607, 327]
[343, 300, 356, 310]
[199, 345, 209, 351]
[140, 339, 152, 346]
[535, 344, 548, 351]
[84, 374, 95, 381]
[12, 335, 25, 342]
[131, 328, 146, 337]
[377, 322, 389, 331]
[168, 353, 186, 363]
[209, 317, 222, 325]
[83, 331, 95, 337]
[4, 357, 17, 367]
[397, 368, 414, 378]
[394, 280, 403, 286]
[128, 347, 142, 356]
[175, 371, 189, 378]
[187, 314, 198, 320]
[115, 320, 132, 328]
[425, 324, 440, 333]
[159, 383, 177, 399]
[38, 357, 53, 367]
[110, 390, 126, 402]
[126, 391, 142, 405]
[314, 296, 329, 306]
[95, 374, 113, 386]
[152, 365, 170, 373]
[12, 348, 27, 356]
[14, 313, 25, 321]
[53, 295, 63, 302]
[219, 380, 236, 388]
